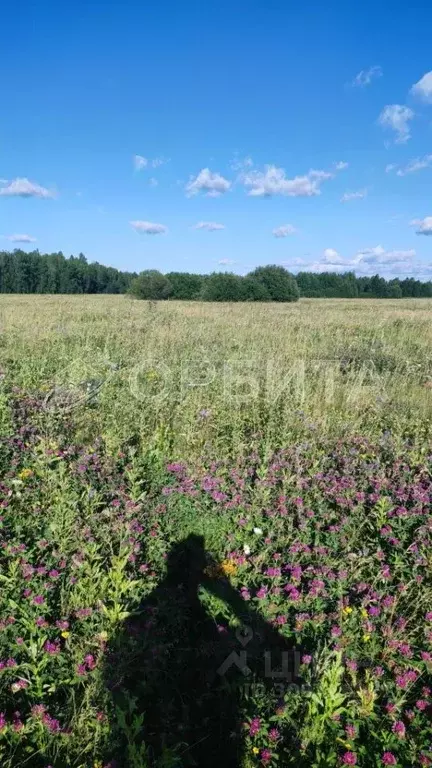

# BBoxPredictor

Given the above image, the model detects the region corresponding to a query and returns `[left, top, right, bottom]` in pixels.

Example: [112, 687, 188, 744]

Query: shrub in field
[129, 270, 172, 300]
[201, 271, 246, 302]
[247, 265, 300, 302]
[165, 271, 203, 300]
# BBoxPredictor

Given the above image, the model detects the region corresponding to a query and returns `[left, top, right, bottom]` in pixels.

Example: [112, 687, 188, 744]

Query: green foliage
[247, 265, 300, 302]
[201, 271, 246, 302]
[242, 277, 271, 302]
[129, 270, 172, 300]
[165, 271, 203, 300]
[1, 250, 432, 299]
[0, 250, 136, 294]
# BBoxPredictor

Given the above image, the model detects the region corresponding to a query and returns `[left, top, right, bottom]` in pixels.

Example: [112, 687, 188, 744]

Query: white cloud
[218, 258, 235, 265]
[335, 161, 349, 170]
[396, 154, 432, 176]
[357, 246, 415, 264]
[194, 221, 225, 231]
[231, 155, 253, 171]
[281, 258, 306, 267]
[0, 177, 55, 198]
[378, 105, 414, 144]
[149, 177, 158, 187]
[133, 155, 147, 171]
[385, 164, 397, 173]
[302, 245, 417, 276]
[130, 220, 167, 235]
[411, 71, 432, 104]
[341, 188, 367, 202]
[240, 165, 333, 197]
[185, 168, 231, 197]
[351, 65, 383, 87]
[412, 216, 432, 235]
[7, 234, 37, 243]
[151, 157, 169, 168]
[323, 248, 341, 263]
[272, 224, 297, 237]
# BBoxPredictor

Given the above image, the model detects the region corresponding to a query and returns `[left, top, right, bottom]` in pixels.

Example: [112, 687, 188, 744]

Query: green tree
[165, 272, 203, 300]
[241, 276, 271, 301]
[247, 265, 299, 302]
[201, 272, 245, 302]
[129, 270, 172, 300]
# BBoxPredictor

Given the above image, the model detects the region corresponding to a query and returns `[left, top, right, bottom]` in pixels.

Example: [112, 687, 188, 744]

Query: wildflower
[61, 631, 70, 639]
[56, 620, 69, 631]
[18, 468, 33, 480]
[392, 721, 405, 738]
[343, 606, 353, 615]
[261, 749, 272, 764]
[0, 713, 6, 731]
[252, 747, 259, 755]
[44, 641, 60, 655]
[85, 654, 96, 670]
[269, 728, 280, 742]
[345, 725, 356, 739]
[253, 527, 263, 535]
[363, 634, 371, 642]
[415, 700, 428, 711]
[382, 753, 397, 765]
[302, 654, 312, 665]
[11, 679, 29, 693]
[220, 559, 237, 577]
[33, 595, 45, 606]
[342, 752, 357, 765]
[249, 717, 261, 736]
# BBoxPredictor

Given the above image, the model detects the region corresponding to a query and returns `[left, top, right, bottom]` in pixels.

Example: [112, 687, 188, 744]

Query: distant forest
[1, 249, 432, 299]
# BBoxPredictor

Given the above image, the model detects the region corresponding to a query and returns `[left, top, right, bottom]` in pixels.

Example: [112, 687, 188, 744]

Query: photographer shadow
[104, 534, 301, 767]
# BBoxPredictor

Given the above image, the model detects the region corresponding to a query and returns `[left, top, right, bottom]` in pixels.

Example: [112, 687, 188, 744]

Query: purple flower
[249, 717, 261, 736]
[342, 752, 357, 765]
[269, 728, 280, 742]
[392, 721, 405, 738]
[382, 753, 397, 766]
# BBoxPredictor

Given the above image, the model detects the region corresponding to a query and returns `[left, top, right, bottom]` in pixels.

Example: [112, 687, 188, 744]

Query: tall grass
[1, 296, 431, 460]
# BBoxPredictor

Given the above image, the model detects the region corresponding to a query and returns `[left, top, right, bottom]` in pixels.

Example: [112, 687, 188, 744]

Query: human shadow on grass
[104, 534, 302, 768]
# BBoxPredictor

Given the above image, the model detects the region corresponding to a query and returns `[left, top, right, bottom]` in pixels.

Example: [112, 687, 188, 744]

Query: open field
[0, 296, 432, 768]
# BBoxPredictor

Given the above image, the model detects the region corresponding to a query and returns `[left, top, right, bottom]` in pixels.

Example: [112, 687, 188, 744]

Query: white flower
[253, 527, 263, 535]
[243, 544, 251, 555]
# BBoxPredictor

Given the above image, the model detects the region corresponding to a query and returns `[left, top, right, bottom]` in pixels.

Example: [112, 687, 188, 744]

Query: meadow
[0, 295, 431, 768]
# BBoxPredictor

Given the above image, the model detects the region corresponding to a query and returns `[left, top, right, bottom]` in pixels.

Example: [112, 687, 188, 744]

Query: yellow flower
[221, 559, 237, 577]
[93, 762, 103, 768]
[61, 631, 70, 639]
[252, 747, 259, 755]
[343, 606, 353, 615]
[18, 468, 33, 481]
[363, 634, 371, 642]
[361, 608, 368, 618]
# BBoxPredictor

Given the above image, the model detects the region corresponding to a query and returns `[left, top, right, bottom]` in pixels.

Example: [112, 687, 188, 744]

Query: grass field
[0, 296, 431, 768]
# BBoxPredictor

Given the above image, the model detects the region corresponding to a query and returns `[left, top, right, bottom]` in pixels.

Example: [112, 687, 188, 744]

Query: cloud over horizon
[130, 220, 168, 235]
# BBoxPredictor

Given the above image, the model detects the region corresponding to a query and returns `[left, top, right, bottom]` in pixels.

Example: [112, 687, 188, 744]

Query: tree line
[130, 267, 432, 300]
[0, 250, 136, 294]
[1, 249, 431, 299]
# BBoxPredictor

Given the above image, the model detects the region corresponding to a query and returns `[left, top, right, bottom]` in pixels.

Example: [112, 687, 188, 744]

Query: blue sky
[1, 0, 432, 278]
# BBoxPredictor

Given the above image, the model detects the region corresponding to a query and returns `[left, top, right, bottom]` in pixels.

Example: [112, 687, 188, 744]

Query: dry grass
[1, 295, 431, 457]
